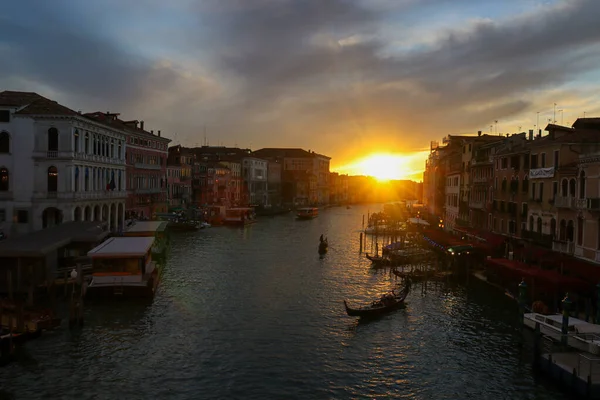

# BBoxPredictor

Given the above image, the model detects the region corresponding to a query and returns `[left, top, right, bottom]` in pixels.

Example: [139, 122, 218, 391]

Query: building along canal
[1, 205, 571, 399]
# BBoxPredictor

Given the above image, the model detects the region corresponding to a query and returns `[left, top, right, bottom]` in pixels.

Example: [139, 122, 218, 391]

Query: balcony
[554, 196, 574, 208]
[32, 190, 127, 200]
[552, 240, 574, 255]
[521, 230, 553, 248]
[32, 151, 125, 165]
[472, 176, 490, 184]
[469, 201, 484, 210]
[574, 246, 584, 257]
[134, 188, 163, 194]
[134, 162, 162, 170]
[471, 156, 492, 166]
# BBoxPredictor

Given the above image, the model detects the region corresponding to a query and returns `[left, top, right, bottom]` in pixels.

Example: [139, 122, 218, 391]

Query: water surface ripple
[1, 205, 567, 399]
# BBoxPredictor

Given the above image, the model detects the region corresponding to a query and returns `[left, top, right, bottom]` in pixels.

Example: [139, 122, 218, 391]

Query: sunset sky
[2, 0, 600, 181]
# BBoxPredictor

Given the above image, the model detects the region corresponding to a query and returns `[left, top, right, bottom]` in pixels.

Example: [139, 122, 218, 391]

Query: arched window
[110, 138, 114, 158]
[559, 219, 566, 241]
[0, 132, 9, 153]
[47, 166, 58, 192]
[501, 177, 507, 192]
[74, 129, 80, 153]
[93, 135, 97, 155]
[537, 217, 542, 233]
[579, 170, 586, 199]
[550, 218, 557, 238]
[529, 215, 534, 232]
[569, 178, 576, 197]
[118, 141, 122, 160]
[48, 128, 58, 151]
[84, 132, 90, 154]
[74, 167, 79, 192]
[0, 168, 8, 191]
[522, 176, 529, 192]
[577, 217, 584, 246]
[561, 179, 568, 197]
[84, 168, 89, 191]
[567, 220, 574, 242]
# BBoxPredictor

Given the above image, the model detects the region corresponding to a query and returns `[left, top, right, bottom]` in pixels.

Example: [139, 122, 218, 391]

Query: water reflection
[0, 205, 569, 399]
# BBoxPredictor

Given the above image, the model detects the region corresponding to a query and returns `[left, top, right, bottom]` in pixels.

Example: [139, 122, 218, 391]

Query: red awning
[485, 258, 590, 292]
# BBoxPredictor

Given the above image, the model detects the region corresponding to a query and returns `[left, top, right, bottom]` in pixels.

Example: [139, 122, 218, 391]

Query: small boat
[343, 279, 411, 318]
[86, 237, 161, 298]
[224, 207, 257, 226]
[318, 240, 328, 254]
[296, 207, 319, 220]
[365, 253, 391, 266]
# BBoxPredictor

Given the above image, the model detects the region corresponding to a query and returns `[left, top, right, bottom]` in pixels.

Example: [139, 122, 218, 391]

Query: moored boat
[296, 207, 319, 220]
[365, 253, 391, 266]
[86, 237, 161, 298]
[343, 279, 411, 318]
[224, 207, 257, 226]
[124, 221, 170, 256]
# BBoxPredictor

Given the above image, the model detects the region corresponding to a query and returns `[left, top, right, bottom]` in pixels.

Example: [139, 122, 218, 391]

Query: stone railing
[33, 190, 127, 200]
[554, 196, 575, 208]
[134, 163, 162, 170]
[552, 240, 574, 255]
[469, 201, 484, 210]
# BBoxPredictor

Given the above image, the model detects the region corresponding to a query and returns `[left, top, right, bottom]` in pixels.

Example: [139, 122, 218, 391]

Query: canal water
[1, 205, 569, 399]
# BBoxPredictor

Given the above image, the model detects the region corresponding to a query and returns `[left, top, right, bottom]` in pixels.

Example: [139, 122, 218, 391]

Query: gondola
[365, 253, 391, 266]
[318, 240, 328, 254]
[343, 279, 411, 318]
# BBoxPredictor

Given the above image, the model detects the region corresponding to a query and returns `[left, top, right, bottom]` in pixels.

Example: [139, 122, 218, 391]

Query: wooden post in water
[362, 215, 365, 229]
[359, 233, 363, 253]
[561, 293, 571, 347]
[518, 279, 527, 328]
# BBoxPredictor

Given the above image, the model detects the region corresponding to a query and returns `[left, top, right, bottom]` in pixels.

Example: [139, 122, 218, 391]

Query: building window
[0, 132, 9, 153]
[537, 217, 542, 233]
[569, 178, 576, 197]
[48, 127, 59, 151]
[74, 167, 79, 191]
[47, 166, 58, 192]
[561, 179, 568, 197]
[531, 154, 538, 169]
[552, 181, 558, 200]
[0, 110, 10, 123]
[541, 153, 546, 168]
[85, 132, 89, 154]
[560, 219, 566, 241]
[85, 168, 89, 191]
[577, 217, 584, 246]
[579, 171, 586, 199]
[16, 210, 28, 224]
[567, 220, 574, 242]
[0, 168, 8, 191]
[529, 216, 533, 232]
[550, 218, 556, 238]
[522, 176, 528, 192]
[74, 129, 79, 153]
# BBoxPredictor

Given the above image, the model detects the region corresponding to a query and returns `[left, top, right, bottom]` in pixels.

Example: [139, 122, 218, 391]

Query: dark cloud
[1, 0, 600, 164]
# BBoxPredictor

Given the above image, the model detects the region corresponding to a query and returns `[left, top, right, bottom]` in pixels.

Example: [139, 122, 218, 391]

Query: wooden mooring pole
[359, 232, 363, 253]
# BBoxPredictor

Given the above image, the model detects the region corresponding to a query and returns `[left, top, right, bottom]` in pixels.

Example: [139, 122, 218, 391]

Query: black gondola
[318, 241, 328, 254]
[343, 279, 411, 318]
[365, 253, 391, 266]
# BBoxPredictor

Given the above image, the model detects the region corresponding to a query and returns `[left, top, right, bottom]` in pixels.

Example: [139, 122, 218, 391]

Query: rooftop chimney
[528, 130, 533, 140]
[151, 130, 154, 134]
[140, 121, 145, 130]
[477, 130, 482, 136]
[158, 130, 161, 137]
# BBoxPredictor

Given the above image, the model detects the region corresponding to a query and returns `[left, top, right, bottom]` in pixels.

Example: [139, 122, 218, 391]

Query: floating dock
[538, 350, 600, 398]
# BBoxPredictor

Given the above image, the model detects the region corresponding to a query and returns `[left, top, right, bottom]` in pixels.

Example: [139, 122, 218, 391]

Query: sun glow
[337, 153, 426, 182]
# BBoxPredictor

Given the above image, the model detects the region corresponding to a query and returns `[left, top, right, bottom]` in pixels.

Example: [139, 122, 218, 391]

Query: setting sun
[334, 152, 428, 182]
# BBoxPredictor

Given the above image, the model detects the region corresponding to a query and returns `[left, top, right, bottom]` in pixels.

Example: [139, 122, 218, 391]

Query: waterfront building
[84, 113, 171, 219]
[282, 170, 317, 205]
[242, 156, 268, 205]
[207, 162, 234, 206]
[252, 148, 331, 206]
[469, 140, 497, 230]
[220, 160, 243, 206]
[489, 133, 529, 240]
[267, 160, 282, 206]
[167, 146, 194, 209]
[0, 91, 126, 236]
[576, 127, 600, 264]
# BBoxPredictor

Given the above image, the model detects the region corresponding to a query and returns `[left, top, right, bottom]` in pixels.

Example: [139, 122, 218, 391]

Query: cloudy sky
[2, 0, 600, 178]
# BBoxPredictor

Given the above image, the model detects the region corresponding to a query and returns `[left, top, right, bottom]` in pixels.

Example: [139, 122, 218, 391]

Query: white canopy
[408, 218, 430, 226]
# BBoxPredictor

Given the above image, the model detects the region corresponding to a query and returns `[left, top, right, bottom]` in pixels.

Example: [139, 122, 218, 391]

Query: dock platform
[538, 351, 600, 398]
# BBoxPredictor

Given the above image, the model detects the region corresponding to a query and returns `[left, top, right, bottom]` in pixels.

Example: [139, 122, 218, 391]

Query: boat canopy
[88, 237, 155, 258]
[126, 221, 168, 234]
